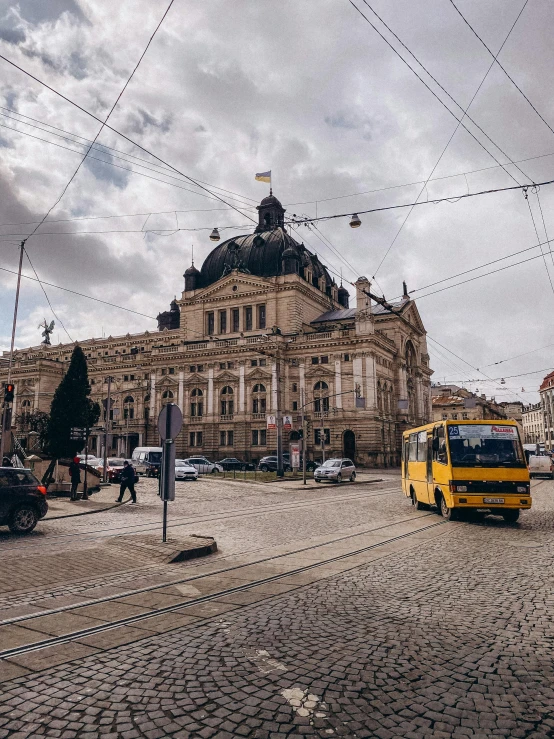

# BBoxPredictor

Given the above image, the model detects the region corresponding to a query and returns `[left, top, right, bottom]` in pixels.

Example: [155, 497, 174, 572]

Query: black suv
[258, 456, 293, 472]
[0, 467, 48, 534]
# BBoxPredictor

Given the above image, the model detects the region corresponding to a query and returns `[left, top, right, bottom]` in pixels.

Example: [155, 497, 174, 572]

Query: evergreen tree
[46, 346, 100, 459]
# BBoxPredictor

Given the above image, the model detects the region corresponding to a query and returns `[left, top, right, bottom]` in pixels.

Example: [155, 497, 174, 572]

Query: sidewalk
[45, 483, 128, 519]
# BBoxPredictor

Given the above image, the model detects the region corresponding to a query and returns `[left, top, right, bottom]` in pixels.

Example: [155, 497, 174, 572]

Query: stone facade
[1, 194, 433, 466]
[432, 385, 506, 422]
[522, 402, 545, 445]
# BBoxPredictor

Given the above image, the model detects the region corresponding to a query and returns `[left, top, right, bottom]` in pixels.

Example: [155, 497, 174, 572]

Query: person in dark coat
[69, 456, 81, 501]
[2, 456, 13, 467]
[117, 461, 137, 504]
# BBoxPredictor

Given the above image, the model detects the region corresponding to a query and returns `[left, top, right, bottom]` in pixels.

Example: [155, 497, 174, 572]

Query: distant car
[0, 467, 48, 534]
[314, 458, 356, 483]
[104, 458, 127, 482]
[131, 447, 163, 477]
[217, 458, 254, 471]
[184, 457, 223, 474]
[175, 460, 198, 481]
[528, 455, 554, 479]
[76, 454, 103, 468]
[258, 456, 292, 473]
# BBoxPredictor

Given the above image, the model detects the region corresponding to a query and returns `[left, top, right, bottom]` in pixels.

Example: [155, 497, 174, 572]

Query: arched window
[21, 399, 31, 408]
[221, 386, 234, 416]
[252, 384, 267, 414]
[162, 390, 174, 399]
[190, 388, 203, 417]
[123, 395, 134, 420]
[144, 393, 150, 402]
[314, 380, 329, 413]
[145, 406, 150, 422]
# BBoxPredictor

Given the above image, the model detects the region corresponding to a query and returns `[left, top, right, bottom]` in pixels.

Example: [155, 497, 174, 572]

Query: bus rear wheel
[439, 495, 457, 521]
[412, 490, 425, 511]
[502, 509, 520, 524]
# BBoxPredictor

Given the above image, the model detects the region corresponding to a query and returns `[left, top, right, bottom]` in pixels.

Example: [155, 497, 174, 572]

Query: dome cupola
[184, 262, 200, 292]
[256, 193, 285, 232]
[338, 284, 350, 308]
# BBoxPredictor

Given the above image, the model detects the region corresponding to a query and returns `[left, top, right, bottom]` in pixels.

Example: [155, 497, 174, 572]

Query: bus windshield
[447, 424, 525, 467]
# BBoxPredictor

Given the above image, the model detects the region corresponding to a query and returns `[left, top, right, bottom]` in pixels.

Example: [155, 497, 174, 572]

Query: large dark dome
[196, 193, 334, 290]
[198, 228, 330, 289]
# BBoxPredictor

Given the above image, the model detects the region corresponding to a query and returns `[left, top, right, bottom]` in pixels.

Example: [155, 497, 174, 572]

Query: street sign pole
[157, 403, 182, 543]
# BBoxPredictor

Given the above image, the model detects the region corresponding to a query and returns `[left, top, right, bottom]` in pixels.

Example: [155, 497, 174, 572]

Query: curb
[44, 497, 131, 521]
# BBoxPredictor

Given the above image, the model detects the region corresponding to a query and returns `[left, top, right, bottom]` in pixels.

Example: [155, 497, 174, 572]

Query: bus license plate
[483, 497, 504, 504]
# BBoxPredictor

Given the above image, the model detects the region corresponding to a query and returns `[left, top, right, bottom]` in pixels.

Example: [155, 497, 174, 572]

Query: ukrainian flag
[255, 170, 271, 183]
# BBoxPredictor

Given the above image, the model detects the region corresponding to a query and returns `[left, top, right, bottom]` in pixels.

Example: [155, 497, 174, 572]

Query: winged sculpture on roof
[39, 319, 55, 345]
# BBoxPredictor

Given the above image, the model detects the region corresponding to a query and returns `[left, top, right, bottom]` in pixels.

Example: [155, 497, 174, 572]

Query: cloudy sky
[0, 0, 553, 403]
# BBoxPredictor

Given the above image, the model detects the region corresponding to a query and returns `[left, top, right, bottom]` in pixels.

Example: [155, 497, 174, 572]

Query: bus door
[429, 424, 447, 502]
[426, 429, 433, 502]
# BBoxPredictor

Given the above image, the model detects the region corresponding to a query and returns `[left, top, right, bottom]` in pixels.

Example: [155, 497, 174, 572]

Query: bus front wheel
[439, 495, 457, 521]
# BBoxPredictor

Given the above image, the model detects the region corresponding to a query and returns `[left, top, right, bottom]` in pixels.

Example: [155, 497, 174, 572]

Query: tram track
[0, 484, 401, 554]
[0, 514, 447, 660]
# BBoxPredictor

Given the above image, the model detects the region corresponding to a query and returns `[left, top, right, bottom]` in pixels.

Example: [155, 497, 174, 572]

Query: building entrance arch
[343, 429, 355, 460]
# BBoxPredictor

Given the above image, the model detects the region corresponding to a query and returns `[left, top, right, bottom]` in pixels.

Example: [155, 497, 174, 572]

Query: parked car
[76, 454, 103, 468]
[175, 460, 198, 481]
[0, 467, 48, 534]
[528, 454, 554, 479]
[103, 458, 127, 482]
[131, 447, 163, 477]
[184, 457, 223, 474]
[314, 458, 356, 483]
[258, 456, 292, 472]
[217, 458, 254, 471]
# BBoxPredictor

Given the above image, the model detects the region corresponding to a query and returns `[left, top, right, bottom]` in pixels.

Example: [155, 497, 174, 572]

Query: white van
[528, 455, 554, 479]
[131, 447, 163, 477]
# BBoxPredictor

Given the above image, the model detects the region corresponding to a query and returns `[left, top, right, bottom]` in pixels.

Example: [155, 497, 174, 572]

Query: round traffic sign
[157, 403, 183, 440]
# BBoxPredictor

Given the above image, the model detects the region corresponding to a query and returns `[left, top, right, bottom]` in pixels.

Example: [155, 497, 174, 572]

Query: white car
[314, 458, 356, 483]
[175, 460, 199, 481]
[76, 454, 103, 468]
[184, 457, 223, 474]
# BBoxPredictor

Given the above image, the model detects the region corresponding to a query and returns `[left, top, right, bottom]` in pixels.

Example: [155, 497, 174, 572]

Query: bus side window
[417, 431, 427, 462]
[433, 426, 448, 464]
[408, 433, 418, 462]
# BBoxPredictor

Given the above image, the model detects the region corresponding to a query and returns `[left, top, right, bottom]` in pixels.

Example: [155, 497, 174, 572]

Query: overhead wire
[348, 0, 531, 277]
[0, 51, 257, 225]
[0, 118, 257, 210]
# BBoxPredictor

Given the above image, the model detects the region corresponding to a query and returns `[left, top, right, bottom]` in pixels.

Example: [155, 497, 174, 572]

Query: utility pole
[275, 355, 284, 477]
[102, 376, 113, 483]
[0, 240, 25, 465]
[320, 412, 326, 464]
[301, 387, 307, 485]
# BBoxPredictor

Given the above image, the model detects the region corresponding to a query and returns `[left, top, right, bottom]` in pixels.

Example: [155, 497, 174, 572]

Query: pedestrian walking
[69, 456, 81, 501]
[117, 460, 137, 504]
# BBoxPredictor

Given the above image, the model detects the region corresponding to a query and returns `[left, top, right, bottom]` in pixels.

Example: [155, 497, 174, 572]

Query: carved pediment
[200, 273, 274, 301]
[246, 368, 272, 381]
[184, 374, 208, 387]
[214, 370, 238, 383]
[158, 376, 178, 388]
[305, 365, 335, 379]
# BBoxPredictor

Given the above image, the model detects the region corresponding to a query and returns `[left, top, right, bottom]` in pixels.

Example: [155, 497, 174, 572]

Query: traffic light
[4, 384, 14, 403]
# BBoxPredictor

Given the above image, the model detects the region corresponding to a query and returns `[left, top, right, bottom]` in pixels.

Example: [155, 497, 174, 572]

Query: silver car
[184, 457, 223, 474]
[314, 458, 356, 483]
[175, 460, 198, 481]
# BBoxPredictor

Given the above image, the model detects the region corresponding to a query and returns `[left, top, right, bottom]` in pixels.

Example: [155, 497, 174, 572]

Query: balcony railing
[306, 332, 332, 340]
[220, 414, 234, 421]
[252, 413, 266, 420]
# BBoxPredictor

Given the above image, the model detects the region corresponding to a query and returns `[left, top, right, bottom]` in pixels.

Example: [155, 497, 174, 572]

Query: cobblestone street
[1, 473, 554, 737]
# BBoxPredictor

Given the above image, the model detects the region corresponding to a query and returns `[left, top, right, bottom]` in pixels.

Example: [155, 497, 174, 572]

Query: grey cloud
[0, 25, 25, 44]
[125, 108, 172, 136]
[1, 0, 88, 26]
[84, 151, 130, 190]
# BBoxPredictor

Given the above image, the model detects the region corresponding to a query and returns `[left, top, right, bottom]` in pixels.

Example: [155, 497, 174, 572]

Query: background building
[522, 402, 545, 445]
[1, 194, 433, 466]
[431, 385, 506, 423]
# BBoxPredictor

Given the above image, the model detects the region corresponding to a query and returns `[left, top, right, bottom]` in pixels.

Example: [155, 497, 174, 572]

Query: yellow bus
[401, 419, 531, 523]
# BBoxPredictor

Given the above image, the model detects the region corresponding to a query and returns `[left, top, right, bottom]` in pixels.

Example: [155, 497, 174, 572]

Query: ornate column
[178, 371, 184, 413]
[239, 362, 245, 413]
[335, 357, 342, 409]
[208, 365, 214, 415]
[352, 355, 363, 403]
[271, 361, 278, 411]
[365, 354, 376, 410]
[150, 373, 156, 420]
